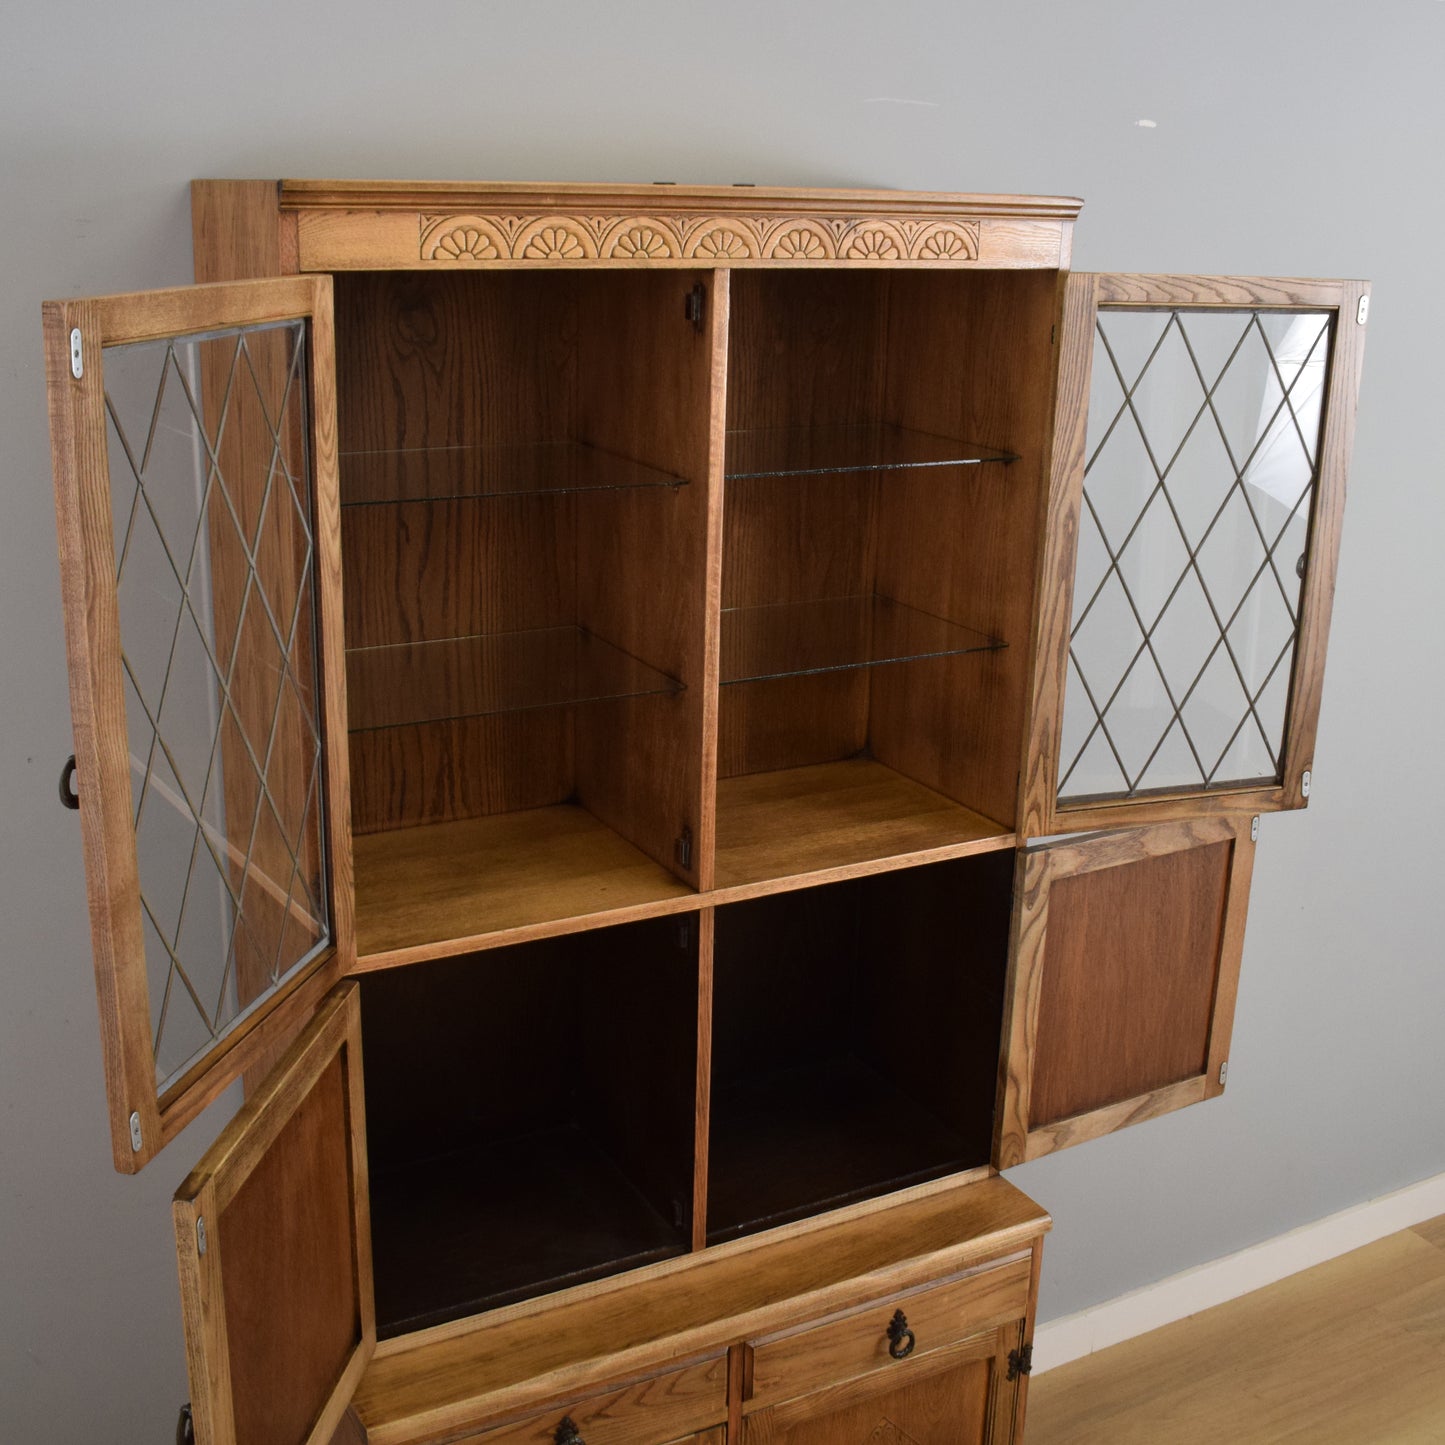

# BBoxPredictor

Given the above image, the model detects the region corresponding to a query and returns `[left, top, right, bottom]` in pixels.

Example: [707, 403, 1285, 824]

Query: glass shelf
[346, 625, 683, 732]
[720, 594, 1004, 686]
[340, 441, 688, 506]
[724, 423, 1016, 479]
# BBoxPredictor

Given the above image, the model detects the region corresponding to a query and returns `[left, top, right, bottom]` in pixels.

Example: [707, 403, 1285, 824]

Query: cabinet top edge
[261, 178, 1085, 220]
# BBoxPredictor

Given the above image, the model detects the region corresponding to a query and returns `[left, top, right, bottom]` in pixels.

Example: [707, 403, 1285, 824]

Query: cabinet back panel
[359, 918, 698, 1331]
[872, 270, 1061, 829]
[708, 858, 1011, 1238]
[216, 1052, 362, 1445]
[1031, 840, 1232, 1124]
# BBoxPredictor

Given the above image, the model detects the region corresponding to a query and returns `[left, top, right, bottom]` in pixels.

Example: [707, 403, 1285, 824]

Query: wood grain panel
[348, 711, 572, 834]
[994, 816, 1258, 1167]
[715, 758, 1009, 889]
[173, 985, 372, 1445]
[352, 1174, 1048, 1444]
[352, 804, 695, 963]
[573, 270, 723, 887]
[741, 1342, 998, 1445]
[462, 1356, 726, 1444]
[872, 270, 1061, 830]
[1030, 840, 1231, 1125]
[747, 1259, 1030, 1411]
[192, 180, 292, 284]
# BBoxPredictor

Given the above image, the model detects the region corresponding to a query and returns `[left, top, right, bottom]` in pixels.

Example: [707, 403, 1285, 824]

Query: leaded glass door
[1022, 274, 1367, 837]
[44, 277, 352, 1172]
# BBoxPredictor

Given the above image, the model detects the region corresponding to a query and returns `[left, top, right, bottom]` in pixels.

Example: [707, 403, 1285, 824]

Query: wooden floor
[1027, 1216, 1445, 1444]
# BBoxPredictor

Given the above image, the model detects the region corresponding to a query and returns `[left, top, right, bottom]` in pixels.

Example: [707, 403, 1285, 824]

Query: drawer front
[465, 1355, 728, 1445]
[747, 1254, 1032, 1411]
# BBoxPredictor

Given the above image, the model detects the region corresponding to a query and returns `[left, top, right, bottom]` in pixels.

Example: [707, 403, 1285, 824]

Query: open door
[174, 982, 373, 1445]
[1022, 274, 1368, 836]
[43, 277, 352, 1171]
[995, 815, 1256, 1167]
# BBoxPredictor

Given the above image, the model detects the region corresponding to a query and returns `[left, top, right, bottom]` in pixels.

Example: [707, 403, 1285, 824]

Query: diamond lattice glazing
[1058, 307, 1333, 805]
[103, 320, 329, 1087]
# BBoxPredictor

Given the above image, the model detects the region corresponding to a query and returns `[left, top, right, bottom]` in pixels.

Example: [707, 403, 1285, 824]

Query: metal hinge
[176, 1403, 194, 1445]
[1250, 815, 1259, 842]
[1357, 295, 1369, 325]
[684, 284, 706, 330]
[675, 826, 693, 869]
[1219, 1060, 1229, 1086]
[70, 328, 83, 379]
[1007, 1341, 1034, 1380]
[196, 1217, 208, 1255]
[128, 1110, 143, 1152]
[1301, 769, 1312, 799]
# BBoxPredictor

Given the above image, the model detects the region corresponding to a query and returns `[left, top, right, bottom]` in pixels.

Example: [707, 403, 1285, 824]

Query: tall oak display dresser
[41, 179, 1367, 1445]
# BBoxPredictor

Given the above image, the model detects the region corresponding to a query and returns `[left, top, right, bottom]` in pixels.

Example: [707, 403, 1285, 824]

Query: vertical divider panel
[873, 270, 1064, 832]
[574, 267, 728, 890]
[693, 906, 716, 1250]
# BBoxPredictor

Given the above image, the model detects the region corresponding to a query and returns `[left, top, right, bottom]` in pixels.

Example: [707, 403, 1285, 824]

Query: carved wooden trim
[417, 212, 983, 266]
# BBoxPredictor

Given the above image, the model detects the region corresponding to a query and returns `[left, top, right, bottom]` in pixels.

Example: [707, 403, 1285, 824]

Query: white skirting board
[1032, 1170, 1445, 1374]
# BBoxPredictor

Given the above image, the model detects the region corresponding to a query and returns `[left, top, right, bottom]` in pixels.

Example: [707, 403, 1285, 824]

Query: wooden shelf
[714, 759, 1011, 890]
[370, 1126, 687, 1337]
[706, 1056, 976, 1244]
[353, 806, 695, 965]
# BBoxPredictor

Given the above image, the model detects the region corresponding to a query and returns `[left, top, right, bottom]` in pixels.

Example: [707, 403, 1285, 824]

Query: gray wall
[2, 2, 1441, 1437]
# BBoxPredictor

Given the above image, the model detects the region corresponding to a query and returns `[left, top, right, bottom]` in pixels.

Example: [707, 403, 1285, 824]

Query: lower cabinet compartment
[707, 855, 1013, 1243]
[359, 915, 699, 1336]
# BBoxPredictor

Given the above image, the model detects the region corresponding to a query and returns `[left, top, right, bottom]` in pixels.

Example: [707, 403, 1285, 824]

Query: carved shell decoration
[419, 213, 981, 265]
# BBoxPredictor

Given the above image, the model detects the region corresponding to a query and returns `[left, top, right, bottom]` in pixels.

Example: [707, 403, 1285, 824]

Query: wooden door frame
[173, 982, 373, 1445]
[994, 815, 1257, 1167]
[1018, 273, 1369, 839]
[43, 276, 353, 1171]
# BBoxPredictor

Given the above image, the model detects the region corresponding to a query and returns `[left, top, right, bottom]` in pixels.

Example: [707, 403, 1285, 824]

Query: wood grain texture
[457, 1355, 726, 1443]
[1026, 1221, 1445, 1445]
[715, 758, 1010, 889]
[746, 1259, 1031, 1411]
[278, 180, 1078, 272]
[741, 1337, 1001, 1445]
[191, 180, 292, 284]
[44, 276, 346, 1171]
[1021, 274, 1368, 836]
[352, 804, 696, 964]
[352, 1175, 1048, 1444]
[173, 984, 373, 1445]
[872, 269, 1061, 828]
[1018, 272, 1098, 839]
[573, 270, 724, 887]
[994, 816, 1256, 1168]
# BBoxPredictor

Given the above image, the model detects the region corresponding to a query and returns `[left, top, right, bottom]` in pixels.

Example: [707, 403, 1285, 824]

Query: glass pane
[340, 440, 687, 505]
[103, 320, 330, 1090]
[720, 593, 1003, 685]
[725, 423, 1016, 479]
[1059, 306, 1331, 804]
[346, 625, 683, 732]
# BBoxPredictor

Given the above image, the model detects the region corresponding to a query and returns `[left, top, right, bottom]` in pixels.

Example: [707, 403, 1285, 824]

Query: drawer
[745, 1253, 1032, 1411]
[462, 1354, 728, 1445]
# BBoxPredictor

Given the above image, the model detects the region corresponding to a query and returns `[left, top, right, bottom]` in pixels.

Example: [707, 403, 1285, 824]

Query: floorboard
[1027, 1216, 1445, 1444]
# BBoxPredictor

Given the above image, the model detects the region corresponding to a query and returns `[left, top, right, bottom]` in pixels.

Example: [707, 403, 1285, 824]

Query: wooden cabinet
[40, 180, 1368, 1443]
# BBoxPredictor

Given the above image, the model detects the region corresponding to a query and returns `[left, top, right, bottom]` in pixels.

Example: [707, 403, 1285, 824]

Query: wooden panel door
[995, 816, 1256, 1166]
[1021, 274, 1368, 837]
[42, 277, 352, 1171]
[174, 982, 373, 1445]
[741, 1325, 1026, 1445]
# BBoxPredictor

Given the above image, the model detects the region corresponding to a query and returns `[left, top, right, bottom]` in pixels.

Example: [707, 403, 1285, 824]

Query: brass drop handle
[886, 1307, 917, 1360]
[554, 1417, 585, 1445]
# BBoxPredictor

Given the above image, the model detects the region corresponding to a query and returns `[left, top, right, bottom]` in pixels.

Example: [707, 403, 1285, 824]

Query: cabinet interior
[335, 270, 712, 959]
[359, 913, 699, 1336]
[708, 854, 1013, 1243]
